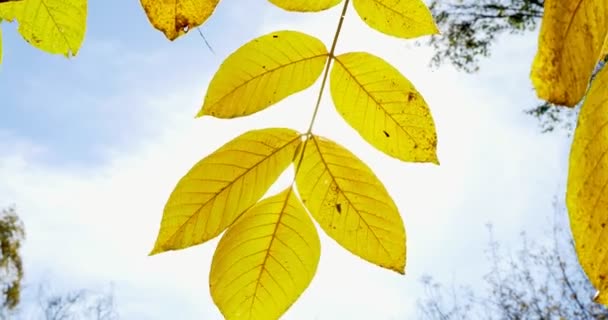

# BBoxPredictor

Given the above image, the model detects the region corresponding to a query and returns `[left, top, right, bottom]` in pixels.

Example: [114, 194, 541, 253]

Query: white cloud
[0, 2, 574, 319]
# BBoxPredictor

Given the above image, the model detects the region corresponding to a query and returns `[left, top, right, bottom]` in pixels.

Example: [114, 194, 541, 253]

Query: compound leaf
[330, 52, 438, 163]
[567, 66, 608, 305]
[295, 134, 406, 273]
[352, 0, 438, 39]
[140, 0, 219, 41]
[150, 128, 302, 255]
[268, 0, 342, 12]
[198, 30, 328, 118]
[531, 0, 608, 107]
[210, 187, 320, 319]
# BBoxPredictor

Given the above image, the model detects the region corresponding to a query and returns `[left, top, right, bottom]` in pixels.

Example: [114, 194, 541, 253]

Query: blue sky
[0, 1, 576, 319]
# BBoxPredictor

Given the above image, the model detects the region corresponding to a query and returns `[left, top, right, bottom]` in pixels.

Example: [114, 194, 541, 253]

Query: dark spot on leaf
[336, 203, 342, 213]
[273, 35, 279, 38]
[262, 65, 266, 69]
[383, 130, 390, 137]
[603, 223, 606, 228]
[408, 92, 416, 102]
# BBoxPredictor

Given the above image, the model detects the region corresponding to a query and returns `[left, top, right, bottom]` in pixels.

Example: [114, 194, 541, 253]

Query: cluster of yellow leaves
[148, 0, 440, 317]
[532, 0, 608, 306]
[0, 0, 87, 63]
[140, 0, 437, 41]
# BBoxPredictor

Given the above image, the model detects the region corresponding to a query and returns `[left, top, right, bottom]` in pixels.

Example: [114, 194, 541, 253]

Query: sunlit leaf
[150, 128, 302, 255]
[352, 0, 438, 39]
[140, 0, 219, 41]
[268, 0, 342, 12]
[6, 0, 87, 56]
[330, 52, 438, 163]
[567, 66, 608, 305]
[295, 134, 405, 273]
[531, 0, 608, 107]
[0, 1, 19, 21]
[602, 35, 608, 61]
[210, 187, 320, 319]
[198, 30, 328, 118]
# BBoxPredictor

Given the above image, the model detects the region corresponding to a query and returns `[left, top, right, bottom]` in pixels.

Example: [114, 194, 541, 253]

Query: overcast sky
[0, 1, 575, 319]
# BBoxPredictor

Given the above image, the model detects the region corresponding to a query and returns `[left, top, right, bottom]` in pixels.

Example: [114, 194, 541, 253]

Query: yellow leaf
[295, 134, 406, 273]
[352, 0, 438, 39]
[602, 35, 608, 61]
[268, 0, 342, 12]
[210, 187, 320, 320]
[140, 0, 218, 41]
[567, 66, 608, 305]
[198, 30, 328, 118]
[10, 0, 87, 56]
[531, 0, 608, 107]
[0, 1, 19, 21]
[150, 128, 302, 255]
[330, 52, 438, 163]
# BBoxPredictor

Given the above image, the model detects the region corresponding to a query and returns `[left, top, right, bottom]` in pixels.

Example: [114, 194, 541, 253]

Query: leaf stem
[305, 0, 350, 134]
[292, 0, 350, 183]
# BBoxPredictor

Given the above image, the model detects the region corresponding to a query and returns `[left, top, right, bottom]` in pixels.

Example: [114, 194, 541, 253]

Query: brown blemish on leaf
[407, 92, 415, 102]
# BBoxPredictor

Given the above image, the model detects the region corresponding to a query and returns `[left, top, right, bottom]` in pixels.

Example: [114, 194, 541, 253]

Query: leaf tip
[431, 155, 440, 166]
[149, 238, 169, 256]
[429, 22, 440, 36]
[195, 108, 207, 118]
[148, 246, 161, 256]
[389, 262, 406, 275]
[422, 152, 440, 165]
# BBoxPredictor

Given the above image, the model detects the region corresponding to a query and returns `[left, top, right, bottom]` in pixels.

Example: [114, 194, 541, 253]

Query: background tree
[425, 0, 544, 74]
[0, 208, 118, 320]
[417, 218, 608, 319]
[0, 207, 24, 315]
[36, 283, 118, 320]
[420, 0, 586, 133]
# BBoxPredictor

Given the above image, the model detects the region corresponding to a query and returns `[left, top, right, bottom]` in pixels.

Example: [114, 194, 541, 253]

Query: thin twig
[291, 0, 351, 184]
[197, 28, 215, 55]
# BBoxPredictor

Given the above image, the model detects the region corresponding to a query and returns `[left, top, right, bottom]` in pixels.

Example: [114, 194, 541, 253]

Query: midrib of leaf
[39, 0, 75, 54]
[248, 188, 294, 318]
[163, 135, 302, 246]
[552, 0, 606, 72]
[370, 0, 412, 22]
[333, 57, 417, 144]
[310, 136, 393, 259]
[209, 53, 329, 107]
[292, 0, 350, 181]
[562, 0, 585, 44]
